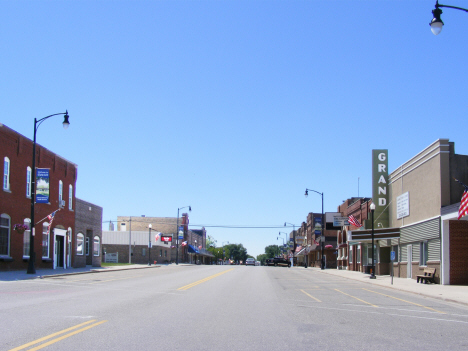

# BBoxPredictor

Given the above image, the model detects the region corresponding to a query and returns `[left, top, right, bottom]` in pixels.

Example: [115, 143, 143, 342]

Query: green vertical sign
[372, 149, 389, 228]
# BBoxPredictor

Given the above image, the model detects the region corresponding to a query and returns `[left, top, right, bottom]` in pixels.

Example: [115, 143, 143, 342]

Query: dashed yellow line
[300, 289, 321, 302]
[178, 269, 234, 290]
[362, 288, 446, 314]
[335, 288, 378, 308]
[8, 320, 107, 351]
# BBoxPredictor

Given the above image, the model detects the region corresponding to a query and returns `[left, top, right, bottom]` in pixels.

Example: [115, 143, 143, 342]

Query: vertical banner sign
[314, 217, 322, 235]
[36, 168, 50, 203]
[178, 226, 184, 240]
[372, 150, 389, 228]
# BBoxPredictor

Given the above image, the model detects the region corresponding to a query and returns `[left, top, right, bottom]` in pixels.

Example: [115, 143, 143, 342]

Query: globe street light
[28, 111, 70, 274]
[176, 205, 191, 265]
[430, 0, 468, 35]
[148, 224, 152, 266]
[305, 188, 325, 270]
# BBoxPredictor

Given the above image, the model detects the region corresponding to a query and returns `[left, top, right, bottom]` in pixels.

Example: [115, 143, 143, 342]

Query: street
[2, 266, 468, 351]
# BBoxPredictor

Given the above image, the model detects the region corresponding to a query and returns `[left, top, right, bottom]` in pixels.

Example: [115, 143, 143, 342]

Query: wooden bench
[416, 267, 436, 284]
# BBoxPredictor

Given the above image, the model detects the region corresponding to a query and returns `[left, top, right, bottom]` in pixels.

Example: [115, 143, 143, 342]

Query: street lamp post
[430, 0, 468, 35]
[284, 223, 296, 267]
[222, 241, 229, 264]
[305, 188, 324, 270]
[148, 224, 152, 266]
[278, 231, 288, 256]
[28, 111, 70, 274]
[176, 206, 191, 265]
[370, 203, 376, 279]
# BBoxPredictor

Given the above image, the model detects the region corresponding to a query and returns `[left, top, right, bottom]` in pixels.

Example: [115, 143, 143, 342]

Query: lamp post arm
[35, 111, 69, 132]
[438, 3, 468, 12]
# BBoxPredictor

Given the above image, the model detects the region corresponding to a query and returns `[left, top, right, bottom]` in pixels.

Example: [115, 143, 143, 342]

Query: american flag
[454, 178, 468, 220]
[155, 233, 161, 241]
[348, 215, 362, 228]
[198, 245, 202, 249]
[181, 241, 187, 247]
[46, 210, 57, 235]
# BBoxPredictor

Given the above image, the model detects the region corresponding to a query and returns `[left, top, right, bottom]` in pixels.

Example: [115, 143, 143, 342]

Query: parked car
[246, 258, 256, 266]
[265, 258, 275, 266]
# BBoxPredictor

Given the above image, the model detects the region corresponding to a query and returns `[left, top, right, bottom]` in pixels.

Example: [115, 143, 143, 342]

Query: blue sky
[2, 0, 467, 257]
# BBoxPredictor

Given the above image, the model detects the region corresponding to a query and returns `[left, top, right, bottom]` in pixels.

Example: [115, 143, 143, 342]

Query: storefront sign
[396, 192, 410, 219]
[333, 216, 350, 226]
[161, 235, 172, 242]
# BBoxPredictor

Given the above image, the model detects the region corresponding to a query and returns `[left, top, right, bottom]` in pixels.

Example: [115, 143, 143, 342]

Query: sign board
[36, 168, 50, 203]
[396, 192, 410, 219]
[390, 251, 396, 261]
[161, 235, 172, 242]
[178, 226, 184, 239]
[372, 149, 389, 228]
[333, 216, 350, 226]
[105, 253, 118, 263]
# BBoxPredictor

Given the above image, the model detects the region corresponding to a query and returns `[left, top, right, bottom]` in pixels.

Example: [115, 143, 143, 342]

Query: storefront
[347, 228, 400, 275]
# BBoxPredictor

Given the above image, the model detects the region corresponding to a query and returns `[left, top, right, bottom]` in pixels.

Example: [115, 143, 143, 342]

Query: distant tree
[256, 253, 267, 265]
[207, 235, 217, 248]
[225, 243, 247, 262]
[265, 245, 280, 258]
[207, 246, 223, 261]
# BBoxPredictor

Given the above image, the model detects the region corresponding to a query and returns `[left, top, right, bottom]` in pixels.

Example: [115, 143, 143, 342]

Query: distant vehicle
[271, 257, 291, 267]
[255, 261, 260, 266]
[265, 258, 275, 266]
[246, 258, 256, 266]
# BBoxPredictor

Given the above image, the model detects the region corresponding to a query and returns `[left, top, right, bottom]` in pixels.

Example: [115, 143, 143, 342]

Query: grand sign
[372, 149, 389, 228]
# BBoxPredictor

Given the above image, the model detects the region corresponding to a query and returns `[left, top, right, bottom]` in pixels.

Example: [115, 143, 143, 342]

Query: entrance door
[53, 229, 67, 269]
[407, 245, 412, 279]
[55, 236, 64, 268]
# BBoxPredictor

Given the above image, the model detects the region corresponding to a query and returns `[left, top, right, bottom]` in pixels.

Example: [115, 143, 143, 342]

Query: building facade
[342, 140, 468, 285]
[1, 124, 76, 271]
[74, 198, 102, 268]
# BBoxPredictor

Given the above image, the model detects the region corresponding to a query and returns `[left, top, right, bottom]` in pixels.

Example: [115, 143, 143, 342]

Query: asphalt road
[2, 265, 468, 351]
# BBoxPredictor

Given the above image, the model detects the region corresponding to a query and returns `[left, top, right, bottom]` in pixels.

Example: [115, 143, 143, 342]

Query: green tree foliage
[265, 245, 280, 258]
[256, 253, 267, 265]
[224, 243, 247, 263]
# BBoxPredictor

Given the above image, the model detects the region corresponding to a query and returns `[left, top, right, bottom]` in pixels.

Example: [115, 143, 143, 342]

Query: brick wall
[449, 220, 468, 285]
[102, 243, 171, 264]
[75, 198, 102, 268]
[0, 124, 76, 271]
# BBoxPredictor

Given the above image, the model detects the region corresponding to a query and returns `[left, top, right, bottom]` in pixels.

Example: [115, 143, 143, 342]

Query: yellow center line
[362, 288, 446, 314]
[335, 289, 378, 308]
[300, 289, 321, 302]
[8, 320, 97, 351]
[178, 269, 234, 290]
[26, 320, 108, 351]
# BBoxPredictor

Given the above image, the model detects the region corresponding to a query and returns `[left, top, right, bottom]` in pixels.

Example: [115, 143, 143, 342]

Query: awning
[348, 227, 400, 243]
[187, 245, 215, 257]
[338, 243, 348, 248]
[188, 245, 199, 254]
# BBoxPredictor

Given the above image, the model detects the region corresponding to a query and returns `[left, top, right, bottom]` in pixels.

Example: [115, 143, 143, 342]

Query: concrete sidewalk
[307, 266, 468, 306]
[0, 264, 161, 282]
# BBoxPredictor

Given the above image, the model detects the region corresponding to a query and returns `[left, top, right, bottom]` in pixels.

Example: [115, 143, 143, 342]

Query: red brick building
[1, 123, 76, 271]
